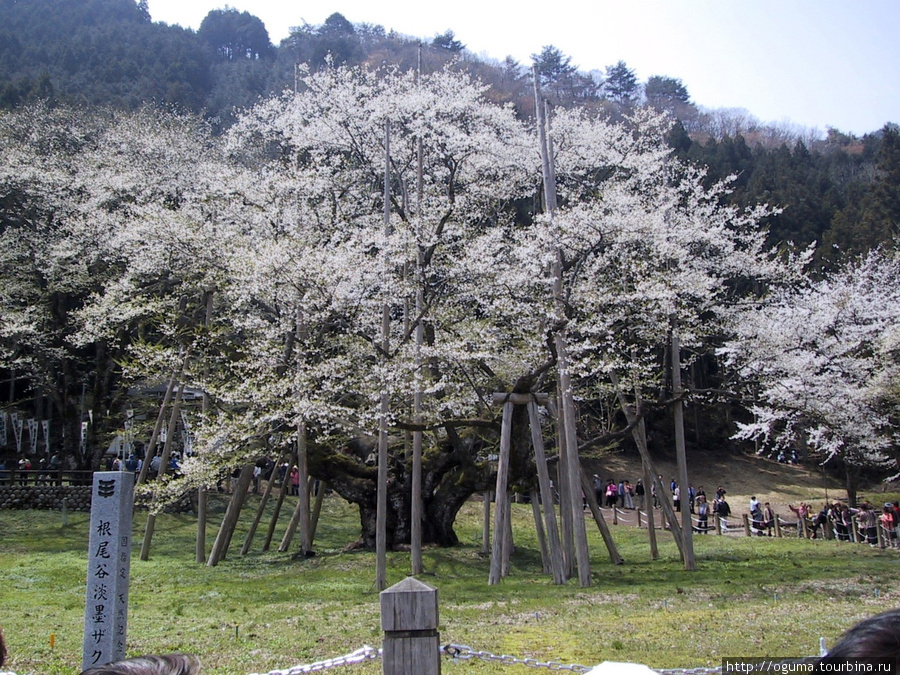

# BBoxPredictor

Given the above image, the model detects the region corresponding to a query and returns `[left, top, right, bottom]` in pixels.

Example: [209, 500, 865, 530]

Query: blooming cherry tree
[721, 249, 900, 499]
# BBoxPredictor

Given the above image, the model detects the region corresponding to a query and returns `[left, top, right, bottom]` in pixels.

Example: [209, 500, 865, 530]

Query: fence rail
[0, 469, 96, 486]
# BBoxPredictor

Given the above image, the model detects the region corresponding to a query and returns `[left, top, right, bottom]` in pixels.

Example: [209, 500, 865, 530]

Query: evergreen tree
[604, 60, 637, 105]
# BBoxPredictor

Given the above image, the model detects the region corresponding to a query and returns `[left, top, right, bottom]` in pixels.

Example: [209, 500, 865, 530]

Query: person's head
[80, 654, 201, 675]
[823, 609, 900, 670]
[0, 624, 7, 668]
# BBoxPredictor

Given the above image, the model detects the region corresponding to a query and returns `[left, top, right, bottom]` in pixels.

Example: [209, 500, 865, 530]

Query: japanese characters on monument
[82, 471, 134, 671]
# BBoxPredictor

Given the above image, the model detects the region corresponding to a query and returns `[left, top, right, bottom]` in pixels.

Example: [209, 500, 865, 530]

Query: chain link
[248, 645, 380, 675]
[442, 644, 592, 672]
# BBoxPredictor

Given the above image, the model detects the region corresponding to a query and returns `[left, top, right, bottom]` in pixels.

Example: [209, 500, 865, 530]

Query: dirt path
[585, 449, 864, 522]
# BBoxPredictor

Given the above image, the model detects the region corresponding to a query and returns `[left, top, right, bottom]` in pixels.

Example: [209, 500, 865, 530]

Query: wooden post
[556, 400, 574, 578]
[526, 401, 565, 584]
[501, 497, 513, 578]
[279, 476, 314, 553]
[136, 371, 178, 487]
[579, 468, 623, 565]
[481, 492, 491, 554]
[262, 451, 296, 551]
[195, 487, 207, 564]
[411, 66, 426, 576]
[309, 480, 326, 543]
[643, 461, 658, 560]
[609, 374, 685, 558]
[530, 491, 551, 574]
[823, 519, 834, 541]
[375, 118, 392, 592]
[489, 402, 513, 585]
[241, 456, 282, 555]
[671, 331, 696, 570]
[207, 464, 254, 566]
[196, 288, 215, 563]
[140, 380, 186, 561]
[774, 514, 782, 538]
[715, 513, 722, 536]
[381, 577, 440, 675]
[297, 424, 312, 555]
[800, 515, 809, 539]
[742, 513, 752, 537]
[851, 518, 860, 543]
[534, 69, 590, 585]
[877, 521, 885, 549]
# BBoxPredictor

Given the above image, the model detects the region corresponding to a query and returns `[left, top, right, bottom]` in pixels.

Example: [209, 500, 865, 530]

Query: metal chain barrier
[442, 643, 592, 672]
[3, 643, 821, 675]
[247, 645, 380, 675]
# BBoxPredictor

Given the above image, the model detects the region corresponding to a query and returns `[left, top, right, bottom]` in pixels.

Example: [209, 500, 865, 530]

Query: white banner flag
[12, 412, 23, 453]
[42, 420, 50, 453]
[27, 418, 38, 454]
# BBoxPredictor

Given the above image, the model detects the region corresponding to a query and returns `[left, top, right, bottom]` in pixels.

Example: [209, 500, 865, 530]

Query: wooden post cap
[380, 577, 439, 632]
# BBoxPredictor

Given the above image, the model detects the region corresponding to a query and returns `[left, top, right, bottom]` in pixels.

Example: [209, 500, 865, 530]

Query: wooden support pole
[240, 454, 286, 556]
[481, 492, 491, 554]
[774, 515, 782, 538]
[196, 288, 215, 564]
[643, 461, 658, 560]
[297, 424, 312, 555]
[136, 372, 178, 487]
[491, 393, 551, 406]
[557, 345, 592, 587]
[279, 476, 314, 553]
[309, 480, 326, 543]
[262, 451, 296, 551]
[800, 515, 810, 539]
[671, 331, 696, 570]
[380, 577, 440, 675]
[501, 496, 513, 578]
[196, 486, 207, 564]
[715, 513, 722, 536]
[488, 402, 513, 585]
[742, 513, 752, 537]
[526, 401, 565, 584]
[530, 491, 551, 574]
[140, 380, 186, 561]
[207, 464, 254, 566]
[609, 372, 685, 559]
[375, 117, 392, 593]
[579, 468, 623, 565]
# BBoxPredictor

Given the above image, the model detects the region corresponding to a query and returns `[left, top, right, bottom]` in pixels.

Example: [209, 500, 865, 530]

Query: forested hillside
[1, 0, 896, 259]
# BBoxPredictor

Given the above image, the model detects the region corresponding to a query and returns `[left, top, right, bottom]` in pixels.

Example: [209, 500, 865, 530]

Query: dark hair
[823, 609, 900, 670]
[0, 624, 7, 668]
[80, 654, 201, 675]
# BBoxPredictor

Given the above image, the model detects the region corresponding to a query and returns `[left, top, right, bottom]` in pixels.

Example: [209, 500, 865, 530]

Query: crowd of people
[762, 498, 900, 546]
[591, 474, 734, 533]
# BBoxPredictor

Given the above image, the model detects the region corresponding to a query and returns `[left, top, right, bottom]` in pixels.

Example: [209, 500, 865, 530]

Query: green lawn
[2, 495, 899, 674]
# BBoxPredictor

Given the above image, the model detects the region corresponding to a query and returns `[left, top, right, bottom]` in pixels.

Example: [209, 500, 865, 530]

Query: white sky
[147, 0, 899, 136]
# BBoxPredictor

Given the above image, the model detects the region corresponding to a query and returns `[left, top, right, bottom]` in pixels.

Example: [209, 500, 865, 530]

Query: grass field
[2, 493, 899, 675]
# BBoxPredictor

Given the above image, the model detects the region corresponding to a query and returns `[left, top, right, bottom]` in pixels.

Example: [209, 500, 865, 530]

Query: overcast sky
[146, 0, 899, 137]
